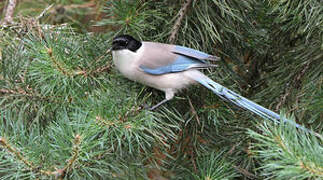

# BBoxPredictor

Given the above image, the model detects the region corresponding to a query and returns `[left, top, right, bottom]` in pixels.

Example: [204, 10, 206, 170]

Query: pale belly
[112, 50, 196, 92]
[133, 69, 196, 92]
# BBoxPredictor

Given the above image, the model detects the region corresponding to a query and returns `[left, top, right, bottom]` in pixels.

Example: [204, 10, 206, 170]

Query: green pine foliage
[248, 115, 323, 179]
[191, 151, 239, 180]
[0, 0, 322, 179]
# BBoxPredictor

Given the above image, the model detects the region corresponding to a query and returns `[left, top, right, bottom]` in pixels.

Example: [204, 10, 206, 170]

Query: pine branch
[0, 137, 35, 170]
[188, 97, 200, 125]
[36, 4, 54, 21]
[232, 165, 257, 179]
[248, 115, 323, 179]
[192, 151, 239, 179]
[0, 86, 61, 103]
[275, 61, 311, 111]
[60, 2, 96, 10]
[0, 135, 83, 178]
[46, 47, 72, 76]
[85, 48, 112, 76]
[168, 0, 192, 44]
[51, 134, 82, 179]
[1, 0, 17, 25]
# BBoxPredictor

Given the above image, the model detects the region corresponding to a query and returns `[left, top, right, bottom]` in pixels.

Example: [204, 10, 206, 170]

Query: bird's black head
[112, 35, 142, 52]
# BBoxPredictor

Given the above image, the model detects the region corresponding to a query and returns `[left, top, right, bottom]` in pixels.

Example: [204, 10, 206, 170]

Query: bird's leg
[149, 90, 175, 111]
[149, 99, 169, 110]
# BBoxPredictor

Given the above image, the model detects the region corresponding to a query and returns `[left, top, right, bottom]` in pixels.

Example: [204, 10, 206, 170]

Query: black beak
[111, 43, 117, 51]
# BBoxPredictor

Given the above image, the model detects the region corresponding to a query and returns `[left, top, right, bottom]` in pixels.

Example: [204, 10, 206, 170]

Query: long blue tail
[187, 71, 322, 139]
[198, 78, 281, 121]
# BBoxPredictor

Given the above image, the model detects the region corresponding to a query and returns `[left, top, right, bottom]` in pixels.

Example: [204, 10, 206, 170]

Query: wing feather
[172, 45, 220, 61]
[138, 42, 217, 75]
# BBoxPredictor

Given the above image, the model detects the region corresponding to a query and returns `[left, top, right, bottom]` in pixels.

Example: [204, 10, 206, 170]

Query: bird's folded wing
[172, 45, 220, 61]
[139, 56, 215, 75]
[139, 42, 216, 75]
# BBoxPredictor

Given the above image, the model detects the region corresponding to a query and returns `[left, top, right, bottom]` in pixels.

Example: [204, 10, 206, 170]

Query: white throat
[112, 45, 145, 80]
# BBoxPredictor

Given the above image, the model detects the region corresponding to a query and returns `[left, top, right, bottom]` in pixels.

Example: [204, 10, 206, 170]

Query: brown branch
[68, 135, 82, 168]
[0, 137, 35, 169]
[0, 86, 69, 105]
[1, 0, 17, 25]
[0, 48, 2, 61]
[276, 61, 311, 111]
[188, 97, 200, 125]
[299, 161, 323, 176]
[47, 47, 72, 76]
[74, 48, 112, 77]
[274, 135, 323, 175]
[233, 165, 258, 179]
[168, 0, 193, 44]
[64, 2, 96, 10]
[0, 88, 18, 95]
[0, 135, 83, 178]
[0, 137, 52, 176]
[0, 87, 33, 97]
[96, 115, 117, 128]
[88, 48, 112, 75]
[44, 134, 82, 179]
[36, 4, 54, 21]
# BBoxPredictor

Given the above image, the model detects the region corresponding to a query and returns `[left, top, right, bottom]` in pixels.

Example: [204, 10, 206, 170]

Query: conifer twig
[47, 47, 72, 76]
[36, 4, 54, 21]
[0, 137, 35, 169]
[233, 165, 257, 179]
[188, 97, 200, 125]
[52, 134, 82, 179]
[276, 61, 311, 111]
[63, 2, 96, 10]
[89, 48, 112, 74]
[0, 83, 35, 96]
[274, 135, 323, 176]
[1, 0, 17, 25]
[65, 134, 82, 169]
[0, 135, 83, 178]
[168, 0, 193, 44]
[0, 137, 52, 176]
[75, 48, 112, 77]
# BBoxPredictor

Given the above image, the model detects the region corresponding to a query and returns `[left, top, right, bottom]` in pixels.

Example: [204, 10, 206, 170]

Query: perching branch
[168, 0, 192, 44]
[1, 0, 17, 25]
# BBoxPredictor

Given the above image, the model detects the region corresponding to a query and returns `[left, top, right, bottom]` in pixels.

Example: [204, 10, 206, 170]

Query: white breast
[112, 48, 143, 81]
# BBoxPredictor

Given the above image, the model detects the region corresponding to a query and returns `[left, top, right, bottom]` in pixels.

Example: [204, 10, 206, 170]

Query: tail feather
[186, 71, 322, 139]
[197, 77, 281, 122]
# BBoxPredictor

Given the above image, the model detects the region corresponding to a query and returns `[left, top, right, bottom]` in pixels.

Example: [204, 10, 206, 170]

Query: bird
[110, 34, 321, 138]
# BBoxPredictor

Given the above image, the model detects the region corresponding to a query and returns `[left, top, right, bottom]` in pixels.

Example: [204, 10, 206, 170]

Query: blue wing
[140, 55, 213, 75]
[172, 46, 220, 61]
[139, 45, 217, 75]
